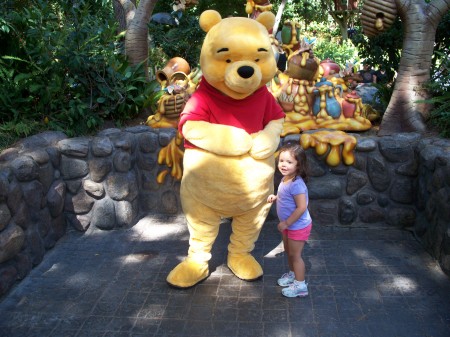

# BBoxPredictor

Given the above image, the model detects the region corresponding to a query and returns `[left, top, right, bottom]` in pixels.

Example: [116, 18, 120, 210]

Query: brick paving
[0, 215, 449, 337]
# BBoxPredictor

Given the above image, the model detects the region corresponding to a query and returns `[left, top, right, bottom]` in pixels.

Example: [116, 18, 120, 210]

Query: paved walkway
[0, 215, 449, 337]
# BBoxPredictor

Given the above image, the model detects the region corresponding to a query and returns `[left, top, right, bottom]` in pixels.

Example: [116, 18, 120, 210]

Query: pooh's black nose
[237, 66, 254, 79]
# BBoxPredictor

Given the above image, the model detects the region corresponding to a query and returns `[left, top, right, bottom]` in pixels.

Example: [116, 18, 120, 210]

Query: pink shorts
[283, 223, 312, 241]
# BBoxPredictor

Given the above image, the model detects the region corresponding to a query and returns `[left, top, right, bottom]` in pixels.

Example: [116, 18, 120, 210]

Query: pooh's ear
[255, 11, 275, 31]
[199, 10, 222, 32]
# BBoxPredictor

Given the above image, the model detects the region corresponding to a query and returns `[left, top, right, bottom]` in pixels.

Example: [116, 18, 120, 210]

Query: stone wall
[0, 126, 449, 295]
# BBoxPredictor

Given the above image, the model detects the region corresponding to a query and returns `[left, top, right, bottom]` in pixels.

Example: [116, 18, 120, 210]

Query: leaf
[14, 73, 33, 83]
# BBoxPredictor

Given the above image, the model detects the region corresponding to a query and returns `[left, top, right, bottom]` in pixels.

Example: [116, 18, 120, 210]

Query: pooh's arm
[182, 120, 253, 156]
[249, 118, 284, 159]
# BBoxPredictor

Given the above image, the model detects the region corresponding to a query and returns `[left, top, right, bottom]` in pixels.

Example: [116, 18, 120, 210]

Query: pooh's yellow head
[198, 10, 277, 100]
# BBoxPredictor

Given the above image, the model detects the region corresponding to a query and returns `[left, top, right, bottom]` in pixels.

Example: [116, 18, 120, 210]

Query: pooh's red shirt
[179, 76, 284, 149]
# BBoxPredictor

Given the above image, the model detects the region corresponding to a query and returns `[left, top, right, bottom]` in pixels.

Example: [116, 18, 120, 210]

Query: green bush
[313, 37, 359, 69]
[0, 0, 154, 150]
[418, 51, 450, 138]
[148, 14, 205, 68]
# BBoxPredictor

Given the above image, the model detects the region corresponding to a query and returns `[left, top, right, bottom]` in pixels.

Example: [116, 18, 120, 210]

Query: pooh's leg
[227, 201, 271, 280]
[166, 197, 221, 288]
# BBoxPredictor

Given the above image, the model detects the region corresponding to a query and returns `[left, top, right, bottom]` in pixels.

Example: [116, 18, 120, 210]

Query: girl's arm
[278, 193, 307, 231]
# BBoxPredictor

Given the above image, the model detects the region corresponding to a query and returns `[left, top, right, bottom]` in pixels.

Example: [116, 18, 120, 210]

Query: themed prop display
[246, 0, 274, 19]
[270, 36, 372, 135]
[146, 58, 201, 182]
[166, 10, 285, 288]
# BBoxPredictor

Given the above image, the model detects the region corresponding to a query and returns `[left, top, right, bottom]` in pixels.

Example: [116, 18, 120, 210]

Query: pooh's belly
[181, 148, 275, 213]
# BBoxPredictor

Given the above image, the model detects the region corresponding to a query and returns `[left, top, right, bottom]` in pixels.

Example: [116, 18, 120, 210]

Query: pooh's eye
[226, 59, 231, 63]
[255, 59, 260, 62]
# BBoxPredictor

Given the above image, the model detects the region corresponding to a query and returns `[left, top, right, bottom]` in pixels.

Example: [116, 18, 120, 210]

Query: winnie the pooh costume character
[166, 9, 285, 288]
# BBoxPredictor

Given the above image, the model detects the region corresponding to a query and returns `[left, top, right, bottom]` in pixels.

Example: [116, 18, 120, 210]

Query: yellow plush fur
[166, 10, 284, 288]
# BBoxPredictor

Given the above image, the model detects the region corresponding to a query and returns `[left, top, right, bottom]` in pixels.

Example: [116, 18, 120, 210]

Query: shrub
[313, 38, 359, 69]
[0, 0, 154, 150]
[418, 51, 450, 138]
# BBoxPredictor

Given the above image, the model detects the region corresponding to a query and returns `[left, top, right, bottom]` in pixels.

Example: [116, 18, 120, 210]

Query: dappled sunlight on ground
[0, 218, 449, 336]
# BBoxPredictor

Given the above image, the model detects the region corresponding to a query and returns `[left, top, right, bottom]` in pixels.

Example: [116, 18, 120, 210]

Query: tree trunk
[124, 0, 158, 73]
[378, 0, 450, 135]
[273, 0, 287, 37]
[113, 0, 137, 33]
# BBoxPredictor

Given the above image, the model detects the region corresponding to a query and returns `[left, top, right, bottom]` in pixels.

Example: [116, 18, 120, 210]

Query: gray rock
[66, 212, 91, 231]
[386, 207, 416, 228]
[0, 265, 18, 296]
[378, 136, 415, 163]
[389, 177, 414, 204]
[356, 190, 376, 205]
[83, 180, 105, 199]
[138, 132, 159, 153]
[0, 203, 11, 231]
[38, 163, 54, 193]
[346, 169, 368, 195]
[367, 155, 390, 192]
[64, 189, 95, 214]
[60, 155, 89, 180]
[355, 137, 377, 152]
[21, 180, 44, 211]
[91, 136, 113, 157]
[0, 224, 24, 263]
[89, 158, 112, 183]
[58, 138, 90, 158]
[21, 149, 49, 165]
[12, 203, 30, 230]
[137, 152, 157, 171]
[161, 191, 179, 215]
[105, 171, 138, 201]
[0, 171, 9, 202]
[309, 200, 338, 224]
[309, 176, 342, 199]
[47, 180, 66, 218]
[91, 198, 116, 230]
[113, 151, 131, 172]
[24, 229, 45, 266]
[11, 156, 39, 181]
[359, 205, 385, 223]
[115, 200, 138, 227]
[396, 160, 418, 177]
[339, 197, 356, 225]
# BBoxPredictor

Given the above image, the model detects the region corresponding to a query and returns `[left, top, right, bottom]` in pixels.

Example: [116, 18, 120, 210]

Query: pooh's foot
[166, 259, 209, 288]
[227, 254, 263, 281]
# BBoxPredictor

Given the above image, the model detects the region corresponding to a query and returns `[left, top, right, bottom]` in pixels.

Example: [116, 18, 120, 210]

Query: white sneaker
[277, 271, 295, 287]
[282, 281, 308, 297]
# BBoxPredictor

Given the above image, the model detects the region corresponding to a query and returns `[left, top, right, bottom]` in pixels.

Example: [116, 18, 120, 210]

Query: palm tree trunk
[124, 0, 158, 72]
[378, 0, 450, 135]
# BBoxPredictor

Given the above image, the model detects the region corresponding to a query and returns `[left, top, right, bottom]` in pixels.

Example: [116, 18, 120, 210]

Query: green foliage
[418, 52, 450, 138]
[350, 18, 402, 82]
[313, 38, 358, 69]
[0, 0, 154, 150]
[191, 0, 247, 17]
[148, 14, 205, 67]
[371, 82, 394, 116]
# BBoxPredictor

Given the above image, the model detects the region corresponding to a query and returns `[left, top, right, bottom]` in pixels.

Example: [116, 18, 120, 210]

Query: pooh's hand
[249, 118, 284, 159]
[182, 120, 253, 156]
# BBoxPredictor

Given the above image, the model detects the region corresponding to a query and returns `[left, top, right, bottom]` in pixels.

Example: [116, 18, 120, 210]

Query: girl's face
[278, 150, 298, 179]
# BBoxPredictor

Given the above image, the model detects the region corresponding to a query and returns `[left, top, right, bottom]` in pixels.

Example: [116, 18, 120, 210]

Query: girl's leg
[287, 239, 306, 281]
[282, 232, 293, 272]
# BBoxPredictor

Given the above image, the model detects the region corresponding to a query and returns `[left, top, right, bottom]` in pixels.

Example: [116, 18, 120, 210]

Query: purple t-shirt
[276, 177, 312, 230]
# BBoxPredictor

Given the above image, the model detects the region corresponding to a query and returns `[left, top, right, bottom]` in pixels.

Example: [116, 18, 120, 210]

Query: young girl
[267, 143, 312, 298]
